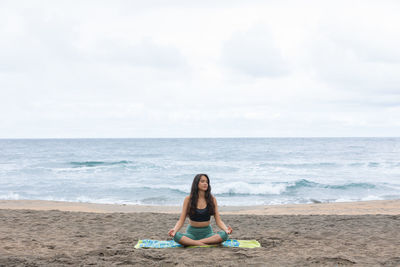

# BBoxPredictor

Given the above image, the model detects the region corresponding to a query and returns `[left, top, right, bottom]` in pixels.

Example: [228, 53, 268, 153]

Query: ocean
[0, 138, 399, 206]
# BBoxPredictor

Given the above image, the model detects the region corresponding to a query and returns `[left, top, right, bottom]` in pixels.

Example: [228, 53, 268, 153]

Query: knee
[173, 232, 183, 243]
[218, 231, 228, 242]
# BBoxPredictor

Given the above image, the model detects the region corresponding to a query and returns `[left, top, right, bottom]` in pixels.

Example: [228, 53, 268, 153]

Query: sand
[0, 200, 400, 266]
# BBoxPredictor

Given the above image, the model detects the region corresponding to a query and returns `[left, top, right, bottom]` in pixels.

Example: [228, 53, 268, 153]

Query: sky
[1, 0, 400, 138]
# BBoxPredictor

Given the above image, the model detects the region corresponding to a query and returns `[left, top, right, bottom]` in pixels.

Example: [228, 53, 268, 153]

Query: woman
[168, 174, 233, 246]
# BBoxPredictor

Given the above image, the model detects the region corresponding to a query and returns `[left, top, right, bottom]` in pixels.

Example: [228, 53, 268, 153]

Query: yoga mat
[134, 239, 261, 248]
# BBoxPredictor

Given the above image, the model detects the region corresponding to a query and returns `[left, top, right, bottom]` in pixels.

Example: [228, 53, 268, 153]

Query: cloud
[1, 1, 400, 138]
[221, 24, 290, 78]
[90, 37, 187, 69]
[307, 2, 400, 95]
[0, 3, 187, 74]
[0, 8, 81, 73]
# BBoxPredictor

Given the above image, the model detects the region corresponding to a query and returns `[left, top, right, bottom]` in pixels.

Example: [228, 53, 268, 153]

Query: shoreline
[1, 199, 399, 215]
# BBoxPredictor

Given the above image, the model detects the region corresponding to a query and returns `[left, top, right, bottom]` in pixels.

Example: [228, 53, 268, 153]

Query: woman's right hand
[225, 226, 233, 234]
[168, 228, 176, 237]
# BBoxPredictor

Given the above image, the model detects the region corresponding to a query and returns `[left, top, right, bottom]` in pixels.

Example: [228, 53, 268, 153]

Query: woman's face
[198, 175, 209, 191]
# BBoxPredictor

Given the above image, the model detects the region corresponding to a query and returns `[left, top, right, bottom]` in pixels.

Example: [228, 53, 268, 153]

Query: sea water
[0, 138, 399, 206]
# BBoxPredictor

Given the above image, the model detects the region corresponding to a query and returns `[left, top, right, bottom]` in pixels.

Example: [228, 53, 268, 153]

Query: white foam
[334, 198, 356, 203]
[127, 181, 287, 196]
[0, 163, 20, 171]
[385, 184, 400, 190]
[0, 192, 21, 200]
[361, 195, 383, 201]
[39, 195, 142, 205]
[212, 181, 287, 195]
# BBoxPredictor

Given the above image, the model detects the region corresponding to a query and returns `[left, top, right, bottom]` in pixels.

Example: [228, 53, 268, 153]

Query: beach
[1, 200, 400, 266]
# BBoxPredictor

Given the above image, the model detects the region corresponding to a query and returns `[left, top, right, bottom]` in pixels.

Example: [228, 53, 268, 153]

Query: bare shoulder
[184, 195, 190, 204]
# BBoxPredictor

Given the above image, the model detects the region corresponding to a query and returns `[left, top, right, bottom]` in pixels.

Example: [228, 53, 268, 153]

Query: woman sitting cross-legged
[168, 174, 233, 246]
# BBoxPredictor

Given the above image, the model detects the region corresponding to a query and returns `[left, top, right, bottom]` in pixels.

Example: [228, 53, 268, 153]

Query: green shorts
[173, 225, 228, 243]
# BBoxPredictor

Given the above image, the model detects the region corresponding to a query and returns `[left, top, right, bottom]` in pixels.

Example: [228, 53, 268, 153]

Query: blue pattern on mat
[136, 239, 242, 248]
[139, 240, 183, 248]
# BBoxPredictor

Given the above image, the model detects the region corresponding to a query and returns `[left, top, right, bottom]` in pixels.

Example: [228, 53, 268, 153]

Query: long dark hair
[188, 174, 215, 217]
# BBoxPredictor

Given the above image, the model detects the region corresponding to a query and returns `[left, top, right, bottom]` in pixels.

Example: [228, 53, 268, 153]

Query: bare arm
[213, 197, 232, 234]
[168, 196, 189, 236]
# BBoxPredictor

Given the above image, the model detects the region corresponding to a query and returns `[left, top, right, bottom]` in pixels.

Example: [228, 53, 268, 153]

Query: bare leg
[178, 236, 207, 246]
[198, 234, 223, 245]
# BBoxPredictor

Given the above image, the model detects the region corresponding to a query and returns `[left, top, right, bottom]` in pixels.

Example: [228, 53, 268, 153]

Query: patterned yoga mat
[134, 239, 261, 248]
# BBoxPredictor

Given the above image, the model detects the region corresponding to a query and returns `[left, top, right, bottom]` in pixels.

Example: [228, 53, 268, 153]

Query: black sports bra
[189, 204, 211, 222]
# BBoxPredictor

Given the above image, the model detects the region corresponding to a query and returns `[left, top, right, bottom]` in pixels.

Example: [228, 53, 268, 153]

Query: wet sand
[0, 200, 399, 266]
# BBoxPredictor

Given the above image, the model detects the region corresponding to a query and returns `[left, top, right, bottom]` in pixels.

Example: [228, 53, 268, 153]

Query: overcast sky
[1, 0, 399, 138]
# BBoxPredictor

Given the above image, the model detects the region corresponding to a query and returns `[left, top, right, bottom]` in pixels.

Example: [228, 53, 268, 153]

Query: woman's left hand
[225, 226, 233, 234]
[168, 228, 176, 237]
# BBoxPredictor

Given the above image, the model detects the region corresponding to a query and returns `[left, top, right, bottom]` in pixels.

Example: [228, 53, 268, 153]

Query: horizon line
[0, 136, 399, 140]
